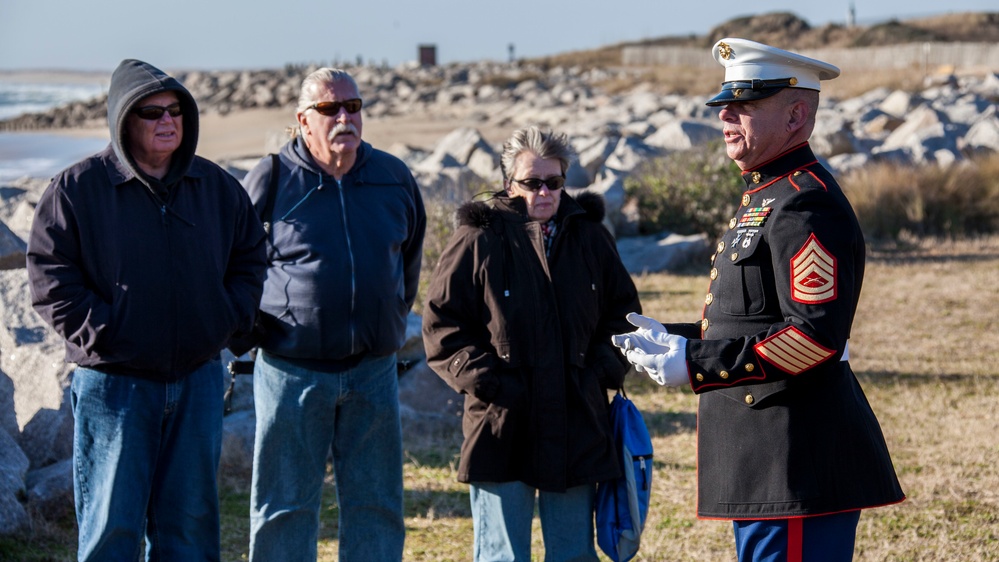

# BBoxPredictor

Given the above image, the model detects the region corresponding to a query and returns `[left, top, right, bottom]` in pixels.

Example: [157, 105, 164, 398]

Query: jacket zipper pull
[639, 457, 648, 490]
[160, 205, 167, 224]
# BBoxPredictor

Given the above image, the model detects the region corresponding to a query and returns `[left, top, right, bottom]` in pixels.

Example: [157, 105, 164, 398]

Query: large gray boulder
[25, 457, 73, 521]
[644, 120, 721, 151]
[0, 270, 70, 433]
[875, 105, 960, 164]
[219, 410, 256, 484]
[0, 428, 29, 535]
[616, 232, 713, 275]
[18, 394, 74, 470]
[0, 221, 26, 271]
[961, 116, 999, 155]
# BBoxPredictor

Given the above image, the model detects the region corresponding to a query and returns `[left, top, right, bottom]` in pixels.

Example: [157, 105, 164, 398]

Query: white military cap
[706, 37, 840, 106]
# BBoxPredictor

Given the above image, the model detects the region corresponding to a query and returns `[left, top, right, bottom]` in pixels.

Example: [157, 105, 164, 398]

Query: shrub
[841, 152, 999, 241]
[623, 141, 744, 239]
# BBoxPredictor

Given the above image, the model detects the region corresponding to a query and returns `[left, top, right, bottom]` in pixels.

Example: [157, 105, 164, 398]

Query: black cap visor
[705, 78, 798, 107]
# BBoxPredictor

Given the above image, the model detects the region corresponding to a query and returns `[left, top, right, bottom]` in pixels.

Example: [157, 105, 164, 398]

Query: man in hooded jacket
[26, 59, 267, 562]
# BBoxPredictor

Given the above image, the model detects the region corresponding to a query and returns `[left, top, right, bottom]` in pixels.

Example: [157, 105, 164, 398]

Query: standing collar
[740, 142, 817, 189]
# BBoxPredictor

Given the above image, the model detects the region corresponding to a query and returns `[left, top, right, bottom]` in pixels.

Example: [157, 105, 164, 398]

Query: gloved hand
[624, 312, 671, 346]
[610, 313, 671, 357]
[625, 333, 690, 387]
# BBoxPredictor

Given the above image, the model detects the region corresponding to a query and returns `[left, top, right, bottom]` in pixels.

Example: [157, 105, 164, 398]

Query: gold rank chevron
[754, 326, 835, 375]
[791, 234, 836, 304]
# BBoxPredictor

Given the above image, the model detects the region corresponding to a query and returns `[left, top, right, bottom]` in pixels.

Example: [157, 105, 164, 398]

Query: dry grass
[842, 155, 999, 241]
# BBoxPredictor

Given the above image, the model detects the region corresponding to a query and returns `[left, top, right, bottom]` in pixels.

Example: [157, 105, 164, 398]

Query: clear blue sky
[0, 0, 994, 72]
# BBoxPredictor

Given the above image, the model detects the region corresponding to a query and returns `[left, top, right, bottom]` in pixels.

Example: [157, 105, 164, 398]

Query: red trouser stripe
[787, 518, 803, 562]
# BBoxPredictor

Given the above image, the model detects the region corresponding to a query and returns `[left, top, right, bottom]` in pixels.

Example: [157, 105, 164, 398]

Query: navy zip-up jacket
[242, 136, 425, 366]
[26, 59, 267, 381]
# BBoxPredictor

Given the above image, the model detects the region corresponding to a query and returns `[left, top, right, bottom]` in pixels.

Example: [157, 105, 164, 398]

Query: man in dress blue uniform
[612, 38, 905, 561]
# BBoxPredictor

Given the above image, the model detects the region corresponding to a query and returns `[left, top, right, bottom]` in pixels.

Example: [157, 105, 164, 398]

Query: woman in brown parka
[422, 126, 641, 562]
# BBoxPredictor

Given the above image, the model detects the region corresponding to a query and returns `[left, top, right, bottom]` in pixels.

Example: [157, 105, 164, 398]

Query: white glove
[625, 333, 690, 387]
[610, 313, 671, 357]
[624, 312, 671, 346]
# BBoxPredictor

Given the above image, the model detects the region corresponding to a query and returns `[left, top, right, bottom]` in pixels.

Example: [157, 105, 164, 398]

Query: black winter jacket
[26, 59, 267, 380]
[422, 192, 641, 492]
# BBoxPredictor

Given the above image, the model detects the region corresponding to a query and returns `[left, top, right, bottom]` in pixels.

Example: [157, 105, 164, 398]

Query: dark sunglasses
[307, 99, 363, 116]
[512, 175, 565, 192]
[133, 103, 182, 120]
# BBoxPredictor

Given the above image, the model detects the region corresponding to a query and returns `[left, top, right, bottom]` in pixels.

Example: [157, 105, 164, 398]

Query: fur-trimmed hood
[456, 190, 606, 229]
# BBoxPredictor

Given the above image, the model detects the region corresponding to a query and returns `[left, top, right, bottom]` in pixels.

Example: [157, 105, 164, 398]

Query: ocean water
[0, 81, 106, 121]
[0, 80, 109, 183]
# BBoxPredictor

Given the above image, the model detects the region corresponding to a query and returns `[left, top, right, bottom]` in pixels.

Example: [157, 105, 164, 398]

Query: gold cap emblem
[718, 42, 732, 60]
[733, 89, 743, 98]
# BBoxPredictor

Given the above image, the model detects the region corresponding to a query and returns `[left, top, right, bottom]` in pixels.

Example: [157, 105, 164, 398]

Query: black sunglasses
[512, 176, 565, 192]
[307, 99, 363, 116]
[133, 103, 182, 120]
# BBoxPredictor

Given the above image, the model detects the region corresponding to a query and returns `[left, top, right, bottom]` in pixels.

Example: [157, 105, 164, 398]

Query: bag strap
[260, 153, 280, 233]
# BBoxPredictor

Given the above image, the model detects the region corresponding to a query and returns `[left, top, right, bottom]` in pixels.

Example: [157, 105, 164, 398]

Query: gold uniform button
[742, 193, 751, 206]
[751, 172, 762, 183]
[701, 318, 710, 331]
[705, 293, 714, 305]
[696, 373, 704, 382]
[716, 241, 725, 253]
[745, 393, 755, 405]
[719, 370, 729, 379]
[710, 268, 719, 280]
[745, 363, 755, 372]
[730, 252, 739, 261]
[794, 170, 802, 176]
[729, 217, 738, 229]
[789, 77, 798, 86]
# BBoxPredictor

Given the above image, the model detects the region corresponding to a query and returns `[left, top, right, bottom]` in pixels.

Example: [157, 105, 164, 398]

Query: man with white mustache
[241, 68, 426, 562]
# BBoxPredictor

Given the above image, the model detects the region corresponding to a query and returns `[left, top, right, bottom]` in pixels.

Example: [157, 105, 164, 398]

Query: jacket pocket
[717, 378, 790, 409]
[719, 240, 770, 316]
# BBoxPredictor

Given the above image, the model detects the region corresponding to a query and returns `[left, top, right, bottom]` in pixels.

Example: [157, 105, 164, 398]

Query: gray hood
[107, 59, 199, 190]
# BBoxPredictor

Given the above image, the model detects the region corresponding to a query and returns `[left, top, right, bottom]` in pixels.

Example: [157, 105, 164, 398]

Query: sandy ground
[55, 107, 512, 164]
[194, 107, 512, 162]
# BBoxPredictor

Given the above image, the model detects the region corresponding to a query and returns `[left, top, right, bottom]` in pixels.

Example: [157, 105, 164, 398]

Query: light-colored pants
[249, 351, 405, 562]
[470, 480, 598, 562]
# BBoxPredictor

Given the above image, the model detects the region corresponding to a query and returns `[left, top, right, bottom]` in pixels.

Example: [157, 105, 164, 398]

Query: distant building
[419, 44, 437, 66]
[847, 2, 856, 28]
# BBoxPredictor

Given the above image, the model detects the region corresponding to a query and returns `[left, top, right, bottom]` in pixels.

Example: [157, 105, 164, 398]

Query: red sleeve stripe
[754, 327, 835, 375]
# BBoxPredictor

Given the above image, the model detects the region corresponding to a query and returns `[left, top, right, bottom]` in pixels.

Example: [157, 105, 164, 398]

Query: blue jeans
[249, 351, 405, 562]
[70, 361, 223, 562]
[470, 480, 598, 562]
